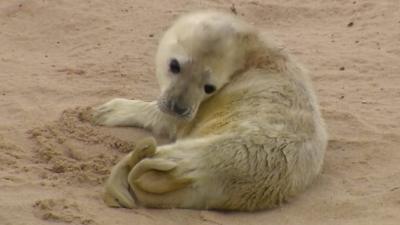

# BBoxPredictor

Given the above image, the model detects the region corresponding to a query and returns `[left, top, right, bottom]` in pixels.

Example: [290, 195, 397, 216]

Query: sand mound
[28, 107, 135, 185]
[0, 136, 21, 167]
[33, 198, 96, 225]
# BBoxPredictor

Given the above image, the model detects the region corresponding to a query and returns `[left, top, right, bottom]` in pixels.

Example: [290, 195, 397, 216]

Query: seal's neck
[242, 32, 289, 73]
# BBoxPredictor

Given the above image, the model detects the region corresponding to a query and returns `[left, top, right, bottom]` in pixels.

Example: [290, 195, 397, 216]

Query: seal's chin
[157, 101, 196, 122]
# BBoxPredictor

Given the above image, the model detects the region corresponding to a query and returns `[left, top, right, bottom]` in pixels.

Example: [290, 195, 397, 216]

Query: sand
[0, 0, 399, 224]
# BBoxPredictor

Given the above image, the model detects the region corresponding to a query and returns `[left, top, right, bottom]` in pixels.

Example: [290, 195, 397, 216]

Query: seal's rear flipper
[126, 137, 157, 167]
[103, 137, 157, 209]
[128, 158, 192, 194]
[104, 159, 136, 208]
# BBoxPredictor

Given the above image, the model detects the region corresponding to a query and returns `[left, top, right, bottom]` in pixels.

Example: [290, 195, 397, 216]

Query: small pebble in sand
[230, 4, 238, 15]
[340, 66, 345, 71]
[347, 22, 354, 27]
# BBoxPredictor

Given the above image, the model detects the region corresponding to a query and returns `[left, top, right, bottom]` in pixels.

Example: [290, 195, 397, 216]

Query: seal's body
[93, 11, 327, 211]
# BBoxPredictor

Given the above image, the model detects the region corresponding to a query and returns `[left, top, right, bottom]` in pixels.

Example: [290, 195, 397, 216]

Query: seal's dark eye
[204, 84, 216, 94]
[169, 58, 180, 74]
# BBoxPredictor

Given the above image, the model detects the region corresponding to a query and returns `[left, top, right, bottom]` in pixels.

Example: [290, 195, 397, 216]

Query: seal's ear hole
[169, 58, 180, 74]
[204, 84, 216, 94]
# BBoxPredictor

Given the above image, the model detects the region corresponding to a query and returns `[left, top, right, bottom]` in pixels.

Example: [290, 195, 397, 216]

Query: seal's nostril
[173, 103, 188, 115]
[166, 100, 173, 109]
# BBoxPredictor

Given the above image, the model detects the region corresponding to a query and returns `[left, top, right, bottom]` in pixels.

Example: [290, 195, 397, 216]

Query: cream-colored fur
[93, 10, 327, 211]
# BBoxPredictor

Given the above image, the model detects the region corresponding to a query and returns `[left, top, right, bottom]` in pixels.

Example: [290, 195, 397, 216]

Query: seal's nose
[167, 100, 189, 116]
[172, 102, 189, 116]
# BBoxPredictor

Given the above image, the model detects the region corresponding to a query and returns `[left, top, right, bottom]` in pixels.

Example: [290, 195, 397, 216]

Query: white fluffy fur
[93, 10, 327, 211]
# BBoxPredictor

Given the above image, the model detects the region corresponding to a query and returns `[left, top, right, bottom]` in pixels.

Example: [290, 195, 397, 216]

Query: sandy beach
[0, 0, 399, 224]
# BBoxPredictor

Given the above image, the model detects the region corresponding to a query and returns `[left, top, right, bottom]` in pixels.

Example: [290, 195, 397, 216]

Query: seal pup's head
[155, 10, 255, 121]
